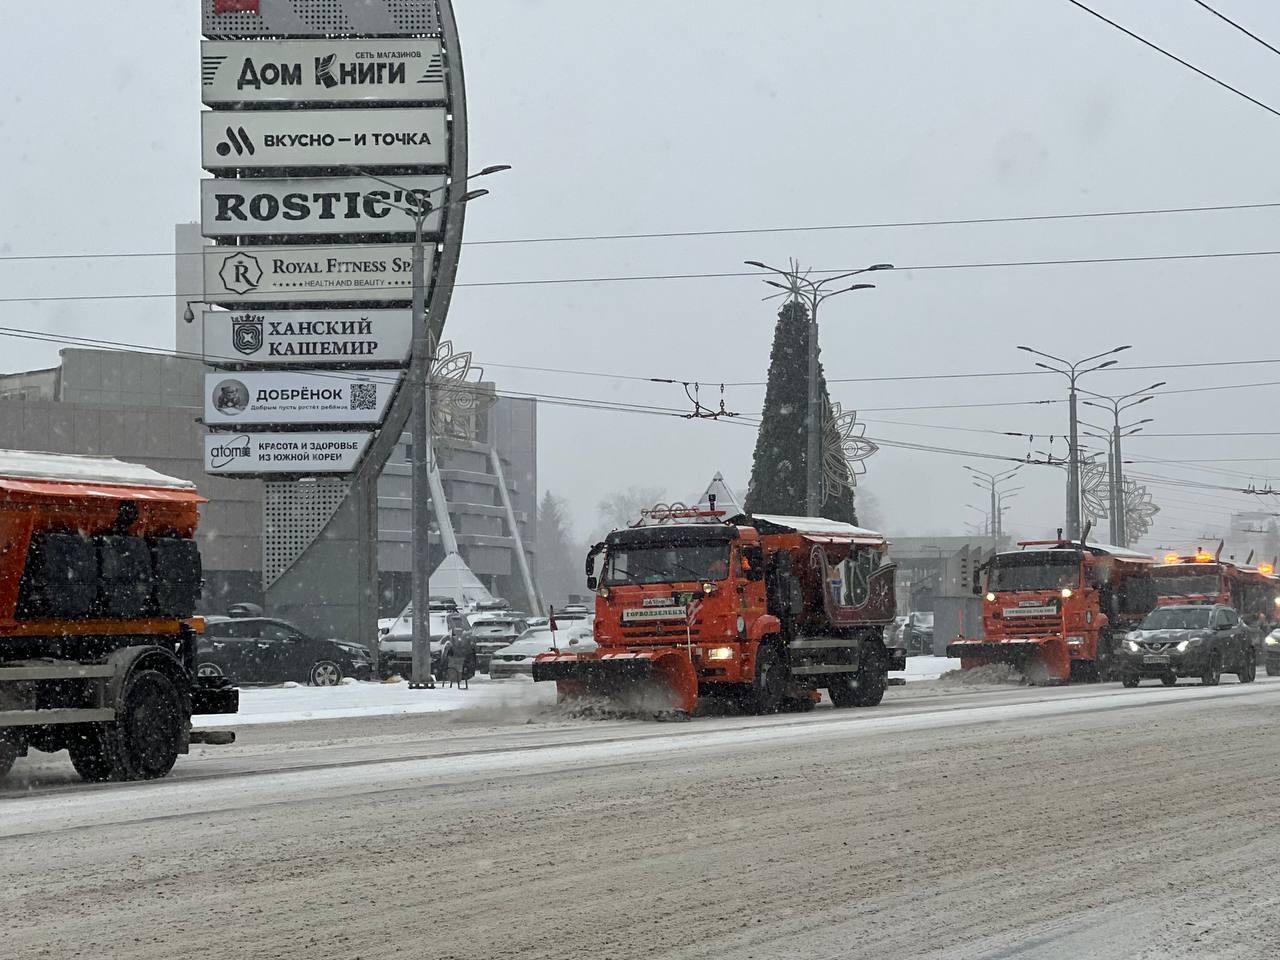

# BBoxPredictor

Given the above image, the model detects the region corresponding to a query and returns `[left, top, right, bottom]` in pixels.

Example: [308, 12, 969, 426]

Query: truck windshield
[603, 543, 730, 585]
[1153, 573, 1221, 597]
[989, 552, 1079, 592]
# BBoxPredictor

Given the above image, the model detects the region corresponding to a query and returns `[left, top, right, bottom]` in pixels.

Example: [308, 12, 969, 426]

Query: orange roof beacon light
[1193, 551, 1214, 563]
[1258, 562, 1275, 575]
[1164, 552, 1180, 564]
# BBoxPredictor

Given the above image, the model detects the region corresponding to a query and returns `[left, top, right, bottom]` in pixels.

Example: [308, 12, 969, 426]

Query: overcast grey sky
[4, 1, 1280, 549]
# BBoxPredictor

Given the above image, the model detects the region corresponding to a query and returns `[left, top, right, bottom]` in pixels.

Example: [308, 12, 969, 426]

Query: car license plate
[1143, 655, 1170, 665]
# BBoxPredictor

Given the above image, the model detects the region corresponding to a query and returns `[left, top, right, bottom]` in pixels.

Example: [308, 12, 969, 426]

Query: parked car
[889, 615, 909, 649]
[197, 616, 373, 686]
[447, 610, 530, 673]
[489, 623, 597, 679]
[1115, 604, 1256, 687]
[379, 609, 453, 679]
[906, 612, 934, 656]
[1267, 627, 1280, 676]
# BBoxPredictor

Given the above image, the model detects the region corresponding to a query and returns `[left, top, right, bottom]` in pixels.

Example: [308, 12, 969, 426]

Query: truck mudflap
[946, 637, 1070, 684]
[532, 649, 698, 715]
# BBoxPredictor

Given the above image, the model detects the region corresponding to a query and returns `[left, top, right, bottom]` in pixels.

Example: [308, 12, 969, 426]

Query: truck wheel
[831, 648, 888, 708]
[72, 670, 185, 782]
[1201, 652, 1222, 687]
[0, 735, 17, 782]
[743, 642, 786, 714]
[1160, 674, 1177, 687]
[1237, 648, 1256, 683]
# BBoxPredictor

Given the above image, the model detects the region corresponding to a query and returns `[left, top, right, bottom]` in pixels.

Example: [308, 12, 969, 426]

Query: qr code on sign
[350, 383, 377, 410]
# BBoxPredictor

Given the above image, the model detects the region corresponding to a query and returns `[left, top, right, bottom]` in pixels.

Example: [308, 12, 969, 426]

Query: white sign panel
[201, 108, 446, 169]
[203, 244, 421, 303]
[202, 39, 445, 105]
[202, 308, 411, 365]
[205, 370, 400, 425]
[205, 432, 372, 475]
[201, 176, 445, 237]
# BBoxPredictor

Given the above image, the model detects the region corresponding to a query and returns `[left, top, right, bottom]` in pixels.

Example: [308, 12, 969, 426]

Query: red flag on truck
[214, 0, 261, 14]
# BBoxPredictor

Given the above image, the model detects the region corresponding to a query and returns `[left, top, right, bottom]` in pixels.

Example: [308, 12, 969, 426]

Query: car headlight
[705, 646, 735, 661]
[1125, 639, 1140, 652]
[1266, 633, 1280, 645]
[1177, 637, 1202, 653]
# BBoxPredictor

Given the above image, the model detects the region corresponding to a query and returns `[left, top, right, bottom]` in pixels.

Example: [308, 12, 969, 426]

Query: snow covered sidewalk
[198, 658, 963, 728]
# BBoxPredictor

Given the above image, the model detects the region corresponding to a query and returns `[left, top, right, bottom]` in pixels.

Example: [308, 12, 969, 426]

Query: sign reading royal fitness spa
[203, 308, 411, 365]
[203, 244, 422, 302]
[205, 432, 372, 475]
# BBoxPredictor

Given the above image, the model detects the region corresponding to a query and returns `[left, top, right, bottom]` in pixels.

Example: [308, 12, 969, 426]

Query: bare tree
[595, 485, 667, 534]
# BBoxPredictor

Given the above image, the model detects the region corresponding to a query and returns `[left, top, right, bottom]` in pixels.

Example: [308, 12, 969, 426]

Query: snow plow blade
[945, 637, 1070, 685]
[532, 649, 699, 715]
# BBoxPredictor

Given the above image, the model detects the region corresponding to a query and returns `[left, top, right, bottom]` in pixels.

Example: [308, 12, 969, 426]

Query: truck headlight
[705, 646, 734, 661]
[985, 592, 996, 602]
[702, 582, 715, 595]
[1061, 588, 1073, 599]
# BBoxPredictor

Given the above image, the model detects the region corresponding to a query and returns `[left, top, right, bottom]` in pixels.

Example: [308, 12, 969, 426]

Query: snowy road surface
[3, 676, 1280, 959]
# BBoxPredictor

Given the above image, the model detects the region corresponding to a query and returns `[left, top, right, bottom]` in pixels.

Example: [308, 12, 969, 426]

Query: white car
[488, 623, 596, 679]
[379, 610, 453, 678]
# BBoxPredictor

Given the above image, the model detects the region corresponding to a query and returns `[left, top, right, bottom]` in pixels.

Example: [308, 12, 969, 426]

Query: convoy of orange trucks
[0, 450, 237, 783]
[533, 505, 905, 715]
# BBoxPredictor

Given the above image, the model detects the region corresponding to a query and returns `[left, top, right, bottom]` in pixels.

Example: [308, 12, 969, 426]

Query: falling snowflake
[821, 401, 879, 502]
[430, 340, 495, 440]
[1122, 479, 1160, 542]
[1080, 455, 1110, 523]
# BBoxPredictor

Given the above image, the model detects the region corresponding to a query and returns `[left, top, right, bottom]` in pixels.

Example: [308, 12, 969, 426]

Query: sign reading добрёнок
[200, 2, 450, 480]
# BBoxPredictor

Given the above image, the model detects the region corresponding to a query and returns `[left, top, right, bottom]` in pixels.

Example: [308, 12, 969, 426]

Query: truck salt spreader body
[0, 450, 237, 783]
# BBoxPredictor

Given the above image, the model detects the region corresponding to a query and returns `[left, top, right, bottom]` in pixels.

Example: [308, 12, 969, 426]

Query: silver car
[488, 623, 596, 679]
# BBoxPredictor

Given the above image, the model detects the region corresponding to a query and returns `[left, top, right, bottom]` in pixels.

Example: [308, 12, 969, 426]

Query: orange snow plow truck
[0, 450, 237, 783]
[533, 509, 905, 715]
[947, 533, 1156, 684]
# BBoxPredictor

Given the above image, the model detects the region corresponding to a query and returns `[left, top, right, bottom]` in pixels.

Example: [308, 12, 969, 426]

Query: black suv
[1114, 604, 1256, 687]
[198, 616, 373, 686]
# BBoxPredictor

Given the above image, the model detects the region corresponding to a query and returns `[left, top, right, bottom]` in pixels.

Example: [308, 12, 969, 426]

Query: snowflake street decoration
[430, 340, 495, 441]
[1122, 479, 1160, 542]
[821, 402, 879, 502]
[1080, 456, 1110, 523]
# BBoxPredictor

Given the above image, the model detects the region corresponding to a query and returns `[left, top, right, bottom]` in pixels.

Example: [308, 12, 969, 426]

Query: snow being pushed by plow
[936, 662, 1027, 687]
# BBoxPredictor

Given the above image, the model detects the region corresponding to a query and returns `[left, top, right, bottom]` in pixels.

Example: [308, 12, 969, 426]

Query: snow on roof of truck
[0, 449, 196, 489]
[740, 514, 888, 542]
[1015, 540, 1153, 561]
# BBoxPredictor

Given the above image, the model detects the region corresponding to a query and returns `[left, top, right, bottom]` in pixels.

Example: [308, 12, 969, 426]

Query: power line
[14, 246, 1280, 306]
[8, 199, 1280, 263]
[1063, 0, 1280, 120]
[1189, 0, 1280, 58]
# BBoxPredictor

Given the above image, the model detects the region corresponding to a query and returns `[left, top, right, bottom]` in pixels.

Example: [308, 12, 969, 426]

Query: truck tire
[743, 641, 786, 714]
[71, 670, 184, 782]
[830, 647, 887, 708]
[0, 735, 17, 782]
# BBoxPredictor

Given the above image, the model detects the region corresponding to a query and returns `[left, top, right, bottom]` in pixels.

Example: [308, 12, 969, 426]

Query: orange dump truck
[0, 450, 237, 783]
[533, 509, 904, 715]
[948, 536, 1156, 684]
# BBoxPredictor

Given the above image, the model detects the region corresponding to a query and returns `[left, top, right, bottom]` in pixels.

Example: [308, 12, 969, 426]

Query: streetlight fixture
[964, 464, 1021, 541]
[744, 260, 893, 516]
[1079, 382, 1164, 547]
[357, 165, 510, 689]
[1016, 344, 1131, 539]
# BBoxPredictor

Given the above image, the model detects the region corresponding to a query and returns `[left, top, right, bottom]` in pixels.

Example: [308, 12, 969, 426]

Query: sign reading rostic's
[202, 38, 445, 104]
[200, 175, 445, 237]
[204, 369, 400, 425]
[205, 431, 373, 475]
[201, 107, 447, 169]
[203, 308, 411, 365]
[203, 244, 424, 303]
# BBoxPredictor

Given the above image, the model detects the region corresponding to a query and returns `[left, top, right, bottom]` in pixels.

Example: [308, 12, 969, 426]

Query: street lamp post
[745, 260, 893, 516]
[1081, 382, 1164, 547]
[1016, 345, 1132, 539]
[964, 464, 1021, 541]
[360, 165, 510, 688]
